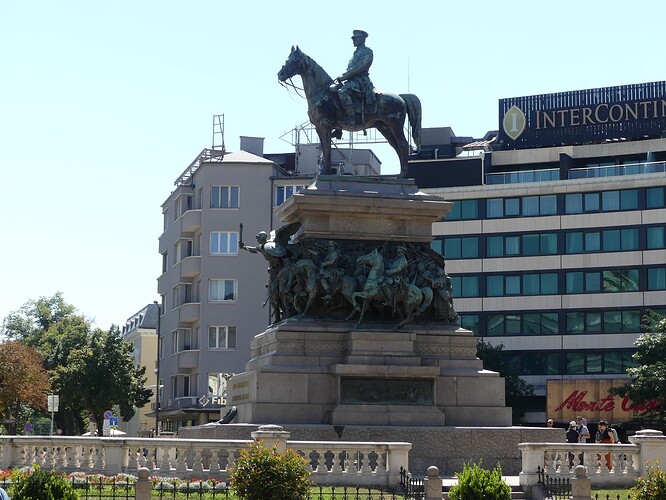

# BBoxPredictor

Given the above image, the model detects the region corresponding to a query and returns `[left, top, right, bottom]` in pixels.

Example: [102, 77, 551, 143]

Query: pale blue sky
[1, 1, 664, 329]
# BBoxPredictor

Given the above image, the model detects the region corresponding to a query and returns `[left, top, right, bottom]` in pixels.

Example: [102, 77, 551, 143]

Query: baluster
[160, 446, 173, 473]
[543, 449, 554, 474]
[584, 449, 596, 473]
[175, 446, 187, 473]
[359, 449, 371, 475]
[128, 448, 139, 471]
[226, 448, 237, 473]
[209, 448, 221, 475]
[56, 444, 67, 471]
[376, 449, 386, 474]
[65, 445, 78, 471]
[330, 450, 343, 475]
[93, 446, 104, 473]
[191, 447, 204, 474]
[311, 450, 328, 474]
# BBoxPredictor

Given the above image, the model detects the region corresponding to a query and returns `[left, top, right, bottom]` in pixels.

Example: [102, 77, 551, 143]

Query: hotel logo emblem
[503, 105, 526, 140]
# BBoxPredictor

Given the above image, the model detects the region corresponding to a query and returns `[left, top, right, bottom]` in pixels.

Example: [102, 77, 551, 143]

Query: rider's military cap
[352, 30, 368, 39]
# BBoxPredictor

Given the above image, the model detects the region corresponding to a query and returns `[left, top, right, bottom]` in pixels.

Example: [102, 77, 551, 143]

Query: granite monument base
[226, 318, 511, 427]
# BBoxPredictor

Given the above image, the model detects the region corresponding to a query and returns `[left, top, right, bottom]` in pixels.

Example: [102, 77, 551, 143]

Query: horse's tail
[400, 94, 422, 153]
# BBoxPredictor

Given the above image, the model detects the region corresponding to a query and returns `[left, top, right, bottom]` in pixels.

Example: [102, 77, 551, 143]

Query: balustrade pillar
[251, 424, 290, 453]
[424, 466, 442, 500]
[134, 467, 152, 500]
[571, 465, 591, 500]
[629, 429, 666, 475]
[385, 443, 411, 485]
[518, 443, 545, 489]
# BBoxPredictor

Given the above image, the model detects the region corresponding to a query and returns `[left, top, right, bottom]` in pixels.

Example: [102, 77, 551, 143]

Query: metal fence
[0, 476, 415, 499]
[537, 465, 571, 500]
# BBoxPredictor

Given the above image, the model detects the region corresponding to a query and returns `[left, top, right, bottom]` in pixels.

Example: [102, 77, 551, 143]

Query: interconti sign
[547, 379, 663, 423]
[498, 80, 666, 149]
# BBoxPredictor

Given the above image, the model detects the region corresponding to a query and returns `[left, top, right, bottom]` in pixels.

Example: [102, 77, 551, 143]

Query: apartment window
[502, 352, 559, 376]
[443, 237, 478, 259]
[172, 375, 190, 398]
[211, 186, 239, 209]
[210, 231, 239, 255]
[647, 227, 666, 249]
[603, 269, 639, 292]
[566, 310, 640, 334]
[566, 351, 636, 375]
[646, 187, 666, 208]
[275, 185, 305, 206]
[487, 273, 557, 296]
[162, 252, 168, 273]
[446, 199, 479, 220]
[171, 329, 193, 354]
[208, 326, 237, 349]
[566, 228, 639, 253]
[648, 267, 666, 290]
[174, 239, 193, 263]
[175, 194, 193, 218]
[487, 195, 556, 218]
[172, 283, 193, 309]
[488, 233, 557, 257]
[488, 312, 558, 336]
[209, 279, 237, 301]
[459, 314, 479, 334]
[450, 276, 479, 297]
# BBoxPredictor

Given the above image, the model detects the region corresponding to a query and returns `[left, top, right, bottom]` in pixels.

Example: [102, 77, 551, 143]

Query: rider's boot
[338, 91, 357, 127]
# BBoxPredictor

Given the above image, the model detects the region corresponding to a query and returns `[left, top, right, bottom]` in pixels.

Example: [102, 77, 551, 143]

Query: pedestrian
[547, 418, 554, 428]
[576, 416, 590, 443]
[595, 420, 615, 470]
[0, 486, 9, 500]
[566, 420, 579, 468]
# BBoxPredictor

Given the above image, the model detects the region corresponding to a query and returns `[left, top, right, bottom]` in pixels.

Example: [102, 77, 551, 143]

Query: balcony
[177, 302, 200, 323]
[180, 209, 202, 233]
[177, 349, 199, 369]
[178, 255, 201, 278]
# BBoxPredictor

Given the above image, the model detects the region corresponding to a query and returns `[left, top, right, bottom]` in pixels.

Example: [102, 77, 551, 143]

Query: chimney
[240, 136, 265, 157]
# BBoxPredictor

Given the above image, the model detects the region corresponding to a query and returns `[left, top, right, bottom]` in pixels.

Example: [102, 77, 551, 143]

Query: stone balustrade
[0, 425, 410, 488]
[519, 429, 666, 495]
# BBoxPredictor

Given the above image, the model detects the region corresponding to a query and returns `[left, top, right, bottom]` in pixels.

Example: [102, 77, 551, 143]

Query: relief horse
[278, 46, 422, 178]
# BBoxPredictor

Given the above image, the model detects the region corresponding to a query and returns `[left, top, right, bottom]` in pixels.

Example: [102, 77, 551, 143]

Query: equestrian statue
[278, 30, 422, 178]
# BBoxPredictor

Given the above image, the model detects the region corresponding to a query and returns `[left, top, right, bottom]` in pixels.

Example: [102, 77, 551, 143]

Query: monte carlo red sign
[547, 379, 663, 423]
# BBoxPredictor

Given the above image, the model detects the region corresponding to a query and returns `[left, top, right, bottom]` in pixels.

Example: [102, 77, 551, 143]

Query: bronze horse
[278, 46, 422, 178]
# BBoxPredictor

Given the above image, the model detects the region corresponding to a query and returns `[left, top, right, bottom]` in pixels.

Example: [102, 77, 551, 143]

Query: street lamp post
[153, 300, 161, 437]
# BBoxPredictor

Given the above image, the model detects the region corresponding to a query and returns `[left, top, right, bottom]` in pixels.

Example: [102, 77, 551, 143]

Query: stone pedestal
[229, 320, 511, 426]
[227, 176, 512, 428]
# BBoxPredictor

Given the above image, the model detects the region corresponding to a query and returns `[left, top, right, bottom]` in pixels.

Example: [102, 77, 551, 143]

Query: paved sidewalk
[441, 475, 520, 487]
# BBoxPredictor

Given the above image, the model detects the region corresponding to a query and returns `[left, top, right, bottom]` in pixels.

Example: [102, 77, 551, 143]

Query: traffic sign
[103, 410, 113, 419]
[109, 417, 119, 427]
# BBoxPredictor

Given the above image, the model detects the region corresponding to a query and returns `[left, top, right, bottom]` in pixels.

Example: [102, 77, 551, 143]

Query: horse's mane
[300, 50, 333, 88]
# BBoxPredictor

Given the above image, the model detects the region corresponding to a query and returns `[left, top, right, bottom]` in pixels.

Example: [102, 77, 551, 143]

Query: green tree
[2, 294, 152, 435]
[477, 339, 535, 424]
[52, 326, 152, 435]
[609, 311, 666, 427]
[2, 292, 76, 347]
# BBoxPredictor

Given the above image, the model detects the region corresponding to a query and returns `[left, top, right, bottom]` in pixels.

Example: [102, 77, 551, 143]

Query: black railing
[399, 466, 425, 499]
[537, 465, 571, 500]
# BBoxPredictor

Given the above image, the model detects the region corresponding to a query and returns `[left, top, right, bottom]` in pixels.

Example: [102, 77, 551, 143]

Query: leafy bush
[229, 441, 311, 500]
[630, 462, 666, 500]
[448, 460, 511, 500]
[13, 465, 79, 500]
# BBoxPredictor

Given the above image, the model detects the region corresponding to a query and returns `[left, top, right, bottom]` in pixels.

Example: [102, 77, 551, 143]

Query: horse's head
[278, 46, 305, 82]
[357, 249, 381, 267]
